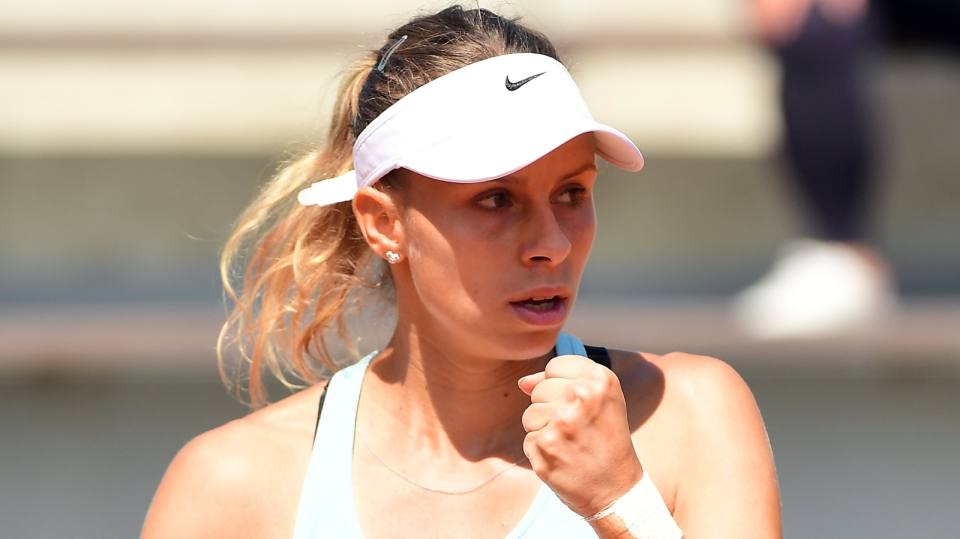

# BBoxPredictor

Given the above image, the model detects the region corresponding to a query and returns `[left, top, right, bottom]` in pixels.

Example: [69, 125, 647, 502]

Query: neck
[359, 318, 551, 462]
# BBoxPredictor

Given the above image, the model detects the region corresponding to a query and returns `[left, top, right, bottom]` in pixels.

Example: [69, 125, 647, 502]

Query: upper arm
[141, 384, 323, 539]
[665, 355, 782, 539]
[141, 424, 262, 539]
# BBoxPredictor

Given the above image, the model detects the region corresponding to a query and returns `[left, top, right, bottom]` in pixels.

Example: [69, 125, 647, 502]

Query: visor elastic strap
[298, 171, 359, 206]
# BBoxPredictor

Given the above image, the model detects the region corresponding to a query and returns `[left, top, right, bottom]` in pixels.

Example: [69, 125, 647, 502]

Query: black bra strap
[584, 345, 612, 369]
[312, 386, 328, 448]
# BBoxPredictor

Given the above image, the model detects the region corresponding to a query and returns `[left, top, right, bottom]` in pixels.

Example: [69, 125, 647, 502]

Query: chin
[499, 327, 564, 360]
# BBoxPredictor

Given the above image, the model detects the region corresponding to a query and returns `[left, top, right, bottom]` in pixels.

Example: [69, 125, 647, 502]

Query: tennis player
[142, 6, 781, 539]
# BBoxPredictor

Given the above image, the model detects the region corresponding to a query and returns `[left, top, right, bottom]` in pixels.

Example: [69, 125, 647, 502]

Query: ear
[353, 186, 404, 262]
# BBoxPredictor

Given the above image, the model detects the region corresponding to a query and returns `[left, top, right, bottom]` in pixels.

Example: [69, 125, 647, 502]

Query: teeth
[520, 296, 557, 311]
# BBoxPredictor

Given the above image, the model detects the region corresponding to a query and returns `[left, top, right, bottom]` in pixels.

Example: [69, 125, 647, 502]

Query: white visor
[298, 53, 643, 207]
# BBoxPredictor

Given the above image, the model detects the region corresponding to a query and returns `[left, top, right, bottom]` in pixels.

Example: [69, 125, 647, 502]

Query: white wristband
[584, 474, 683, 539]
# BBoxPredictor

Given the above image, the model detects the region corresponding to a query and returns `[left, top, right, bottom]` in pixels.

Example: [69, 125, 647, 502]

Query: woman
[736, 0, 895, 340]
[142, 6, 781, 539]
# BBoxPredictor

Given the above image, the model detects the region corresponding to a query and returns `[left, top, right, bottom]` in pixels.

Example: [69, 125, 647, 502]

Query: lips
[509, 289, 569, 326]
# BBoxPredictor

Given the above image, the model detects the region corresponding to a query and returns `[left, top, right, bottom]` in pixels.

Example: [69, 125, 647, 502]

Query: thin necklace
[356, 427, 528, 495]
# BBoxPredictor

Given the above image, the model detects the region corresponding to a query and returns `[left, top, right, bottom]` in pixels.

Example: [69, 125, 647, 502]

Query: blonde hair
[218, 6, 561, 408]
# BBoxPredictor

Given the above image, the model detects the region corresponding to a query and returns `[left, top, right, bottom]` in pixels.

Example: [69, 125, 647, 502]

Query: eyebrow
[559, 163, 598, 181]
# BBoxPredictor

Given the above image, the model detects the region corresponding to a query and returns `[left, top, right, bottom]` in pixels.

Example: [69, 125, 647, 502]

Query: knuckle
[589, 365, 611, 384]
[538, 427, 560, 449]
[530, 458, 549, 477]
[523, 434, 540, 461]
[551, 412, 576, 433]
[521, 410, 535, 432]
[553, 406, 586, 437]
[600, 370, 622, 394]
[592, 372, 615, 395]
[568, 380, 599, 403]
[523, 432, 536, 452]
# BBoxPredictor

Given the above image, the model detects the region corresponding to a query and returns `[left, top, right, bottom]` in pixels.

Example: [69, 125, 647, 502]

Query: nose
[519, 201, 571, 266]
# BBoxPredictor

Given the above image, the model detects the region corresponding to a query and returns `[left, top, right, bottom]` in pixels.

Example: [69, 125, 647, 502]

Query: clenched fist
[519, 354, 644, 517]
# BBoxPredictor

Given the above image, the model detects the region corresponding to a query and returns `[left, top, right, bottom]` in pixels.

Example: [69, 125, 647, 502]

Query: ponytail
[218, 56, 383, 408]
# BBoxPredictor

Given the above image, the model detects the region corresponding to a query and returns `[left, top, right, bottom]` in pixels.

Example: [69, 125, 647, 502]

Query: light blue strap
[292, 335, 592, 539]
[292, 351, 378, 539]
[555, 332, 587, 357]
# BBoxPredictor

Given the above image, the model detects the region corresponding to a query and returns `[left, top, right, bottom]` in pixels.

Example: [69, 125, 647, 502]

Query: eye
[476, 190, 513, 210]
[555, 186, 586, 205]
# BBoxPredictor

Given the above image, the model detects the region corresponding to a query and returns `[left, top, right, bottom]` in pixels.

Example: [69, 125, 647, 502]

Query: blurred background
[1, 0, 958, 537]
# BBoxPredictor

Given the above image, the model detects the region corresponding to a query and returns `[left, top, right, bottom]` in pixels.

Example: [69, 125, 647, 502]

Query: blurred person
[142, 6, 780, 539]
[734, 0, 898, 340]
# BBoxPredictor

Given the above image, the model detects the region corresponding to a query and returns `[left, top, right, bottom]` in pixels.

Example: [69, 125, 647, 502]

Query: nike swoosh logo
[505, 72, 546, 91]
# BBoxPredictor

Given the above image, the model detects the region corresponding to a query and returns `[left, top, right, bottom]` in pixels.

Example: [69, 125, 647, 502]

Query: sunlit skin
[142, 135, 782, 539]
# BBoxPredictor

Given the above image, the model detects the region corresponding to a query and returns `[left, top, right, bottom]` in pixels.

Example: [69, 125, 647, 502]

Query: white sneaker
[732, 239, 897, 340]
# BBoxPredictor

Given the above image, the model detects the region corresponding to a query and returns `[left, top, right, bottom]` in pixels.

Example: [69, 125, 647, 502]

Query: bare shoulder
[141, 382, 327, 539]
[611, 349, 781, 537]
[610, 348, 758, 432]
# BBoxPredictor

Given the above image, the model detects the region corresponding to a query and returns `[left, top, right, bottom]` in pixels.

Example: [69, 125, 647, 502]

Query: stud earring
[385, 251, 401, 264]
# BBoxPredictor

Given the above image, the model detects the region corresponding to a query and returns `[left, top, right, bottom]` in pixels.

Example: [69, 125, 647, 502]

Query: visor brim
[398, 118, 643, 185]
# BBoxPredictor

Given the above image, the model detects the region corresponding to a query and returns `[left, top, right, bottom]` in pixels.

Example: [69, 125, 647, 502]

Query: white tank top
[291, 332, 601, 539]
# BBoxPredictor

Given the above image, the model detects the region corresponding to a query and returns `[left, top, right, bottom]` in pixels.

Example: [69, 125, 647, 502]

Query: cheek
[403, 213, 501, 314]
[401, 203, 595, 318]
[563, 205, 598, 263]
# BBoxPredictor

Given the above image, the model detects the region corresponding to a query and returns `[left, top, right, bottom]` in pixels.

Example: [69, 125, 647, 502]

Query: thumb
[518, 372, 546, 396]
